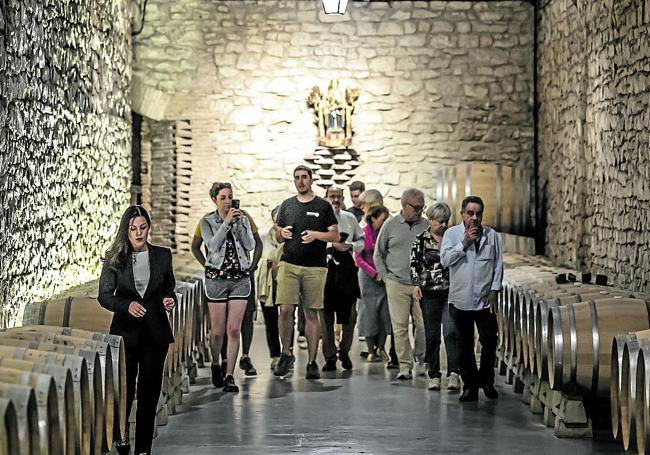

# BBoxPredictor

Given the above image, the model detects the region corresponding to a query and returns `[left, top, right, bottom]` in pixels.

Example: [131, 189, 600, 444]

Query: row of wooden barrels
[0, 325, 126, 455]
[3, 256, 208, 455]
[611, 329, 650, 454]
[499, 264, 650, 452]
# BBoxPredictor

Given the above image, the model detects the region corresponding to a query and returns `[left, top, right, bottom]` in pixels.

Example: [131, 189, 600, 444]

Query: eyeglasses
[407, 203, 426, 212]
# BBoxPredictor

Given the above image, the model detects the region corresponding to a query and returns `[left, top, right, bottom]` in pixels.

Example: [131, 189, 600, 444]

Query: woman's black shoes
[211, 364, 224, 388]
[223, 374, 239, 393]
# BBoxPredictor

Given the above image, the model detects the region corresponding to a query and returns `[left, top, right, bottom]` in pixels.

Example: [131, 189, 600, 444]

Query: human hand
[162, 297, 175, 312]
[463, 226, 480, 248]
[129, 302, 147, 318]
[332, 242, 351, 252]
[281, 226, 293, 240]
[488, 290, 498, 314]
[226, 208, 243, 224]
[301, 230, 317, 244]
[412, 286, 422, 302]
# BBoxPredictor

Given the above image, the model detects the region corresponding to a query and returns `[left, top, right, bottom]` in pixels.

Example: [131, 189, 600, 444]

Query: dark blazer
[98, 244, 176, 349]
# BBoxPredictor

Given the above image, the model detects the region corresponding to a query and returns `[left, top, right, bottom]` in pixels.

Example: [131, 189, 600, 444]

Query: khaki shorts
[275, 261, 327, 310]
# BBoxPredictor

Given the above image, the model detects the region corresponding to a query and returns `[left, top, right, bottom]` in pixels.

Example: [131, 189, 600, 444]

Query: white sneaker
[297, 335, 307, 350]
[413, 360, 428, 377]
[428, 377, 441, 390]
[396, 368, 412, 380]
[447, 372, 461, 391]
[358, 336, 366, 341]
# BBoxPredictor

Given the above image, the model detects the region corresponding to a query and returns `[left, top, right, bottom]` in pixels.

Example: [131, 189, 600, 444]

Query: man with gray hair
[374, 188, 429, 380]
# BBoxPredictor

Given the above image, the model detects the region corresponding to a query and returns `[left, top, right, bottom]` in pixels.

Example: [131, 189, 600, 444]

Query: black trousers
[449, 306, 498, 392]
[321, 303, 358, 361]
[124, 341, 169, 454]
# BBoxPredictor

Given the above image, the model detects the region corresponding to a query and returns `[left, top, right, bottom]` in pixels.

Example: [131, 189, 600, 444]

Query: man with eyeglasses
[441, 195, 503, 402]
[374, 188, 428, 380]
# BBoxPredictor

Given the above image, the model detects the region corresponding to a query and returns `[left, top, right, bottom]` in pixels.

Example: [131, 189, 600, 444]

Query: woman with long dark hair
[98, 205, 176, 455]
[200, 182, 255, 393]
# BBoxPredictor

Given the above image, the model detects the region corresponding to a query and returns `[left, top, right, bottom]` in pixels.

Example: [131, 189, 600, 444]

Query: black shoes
[306, 361, 320, 379]
[239, 356, 257, 376]
[482, 383, 499, 399]
[211, 364, 224, 388]
[459, 388, 479, 402]
[273, 353, 295, 377]
[339, 352, 353, 370]
[322, 359, 337, 371]
[223, 374, 239, 393]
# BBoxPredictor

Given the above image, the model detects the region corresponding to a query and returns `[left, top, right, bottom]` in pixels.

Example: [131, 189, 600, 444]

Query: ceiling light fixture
[322, 0, 349, 15]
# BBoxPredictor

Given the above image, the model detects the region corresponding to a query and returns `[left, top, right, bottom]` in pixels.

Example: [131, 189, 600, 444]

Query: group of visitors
[95, 165, 503, 454]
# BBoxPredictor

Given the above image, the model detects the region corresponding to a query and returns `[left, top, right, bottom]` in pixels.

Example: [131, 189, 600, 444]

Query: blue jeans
[419, 289, 459, 379]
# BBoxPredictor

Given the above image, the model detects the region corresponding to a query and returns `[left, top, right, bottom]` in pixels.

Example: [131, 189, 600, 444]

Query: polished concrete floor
[152, 326, 622, 454]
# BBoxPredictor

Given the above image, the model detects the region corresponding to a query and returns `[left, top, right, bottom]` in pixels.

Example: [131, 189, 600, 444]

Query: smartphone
[232, 199, 240, 209]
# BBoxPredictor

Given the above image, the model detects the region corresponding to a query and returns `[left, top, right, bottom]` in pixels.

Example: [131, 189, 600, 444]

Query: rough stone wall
[0, 0, 132, 327]
[538, 0, 650, 291]
[133, 0, 534, 241]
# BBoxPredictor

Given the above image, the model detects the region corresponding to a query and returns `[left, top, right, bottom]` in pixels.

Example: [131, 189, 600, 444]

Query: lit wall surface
[0, 0, 132, 326]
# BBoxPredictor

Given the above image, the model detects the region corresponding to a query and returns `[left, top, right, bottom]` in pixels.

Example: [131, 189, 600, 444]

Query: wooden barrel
[12, 325, 127, 444]
[535, 291, 630, 380]
[437, 162, 532, 234]
[618, 330, 650, 452]
[0, 345, 94, 455]
[0, 369, 63, 455]
[547, 298, 650, 396]
[0, 398, 20, 455]
[610, 332, 636, 442]
[0, 331, 115, 451]
[634, 339, 650, 455]
[22, 297, 113, 333]
[0, 357, 76, 455]
[0, 382, 40, 455]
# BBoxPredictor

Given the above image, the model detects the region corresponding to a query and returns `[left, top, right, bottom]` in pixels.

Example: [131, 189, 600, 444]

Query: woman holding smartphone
[200, 182, 255, 392]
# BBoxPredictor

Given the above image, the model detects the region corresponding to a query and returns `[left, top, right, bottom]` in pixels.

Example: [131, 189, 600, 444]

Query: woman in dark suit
[98, 205, 176, 455]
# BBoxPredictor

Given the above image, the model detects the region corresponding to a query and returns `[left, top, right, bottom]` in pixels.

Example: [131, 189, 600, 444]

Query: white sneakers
[428, 377, 441, 390]
[413, 360, 429, 377]
[447, 372, 461, 391]
[396, 368, 413, 380]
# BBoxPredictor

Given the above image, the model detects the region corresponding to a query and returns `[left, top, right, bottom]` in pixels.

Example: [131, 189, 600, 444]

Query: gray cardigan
[200, 211, 255, 271]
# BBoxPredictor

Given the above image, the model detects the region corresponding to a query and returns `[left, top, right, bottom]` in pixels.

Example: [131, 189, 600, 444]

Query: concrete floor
[152, 326, 622, 454]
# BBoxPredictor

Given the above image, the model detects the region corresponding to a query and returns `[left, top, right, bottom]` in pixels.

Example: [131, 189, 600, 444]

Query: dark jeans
[321, 303, 358, 361]
[262, 280, 282, 358]
[450, 305, 498, 391]
[420, 289, 459, 378]
[124, 342, 168, 454]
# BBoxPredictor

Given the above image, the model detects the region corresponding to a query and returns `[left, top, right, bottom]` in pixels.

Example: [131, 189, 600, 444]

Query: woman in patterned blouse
[200, 182, 255, 393]
[410, 202, 460, 391]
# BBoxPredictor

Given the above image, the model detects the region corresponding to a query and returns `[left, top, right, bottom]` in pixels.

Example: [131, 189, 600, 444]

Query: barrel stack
[0, 254, 207, 454]
[498, 256, 650, 451]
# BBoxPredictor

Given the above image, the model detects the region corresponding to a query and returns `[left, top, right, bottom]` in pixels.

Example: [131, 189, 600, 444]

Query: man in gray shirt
[374, 188, 428, 380]
[441, 195, 503, 402]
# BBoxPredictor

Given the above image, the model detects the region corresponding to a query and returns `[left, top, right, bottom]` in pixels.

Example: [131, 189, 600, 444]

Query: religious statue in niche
[307, 79, 360, 148]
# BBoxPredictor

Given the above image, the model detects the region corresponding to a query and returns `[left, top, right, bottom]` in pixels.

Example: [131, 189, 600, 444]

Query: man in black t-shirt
[273, 165, 339, 379]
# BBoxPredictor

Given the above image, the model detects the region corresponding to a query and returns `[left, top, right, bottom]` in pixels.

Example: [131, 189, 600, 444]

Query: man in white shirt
[441, 195, 503, 402]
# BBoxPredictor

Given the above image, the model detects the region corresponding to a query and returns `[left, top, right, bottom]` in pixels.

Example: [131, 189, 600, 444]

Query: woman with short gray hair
[409, 201, 460, 391]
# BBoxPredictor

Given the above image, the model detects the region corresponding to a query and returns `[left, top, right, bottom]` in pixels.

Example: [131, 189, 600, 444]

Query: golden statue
[307, 79, 359, 148]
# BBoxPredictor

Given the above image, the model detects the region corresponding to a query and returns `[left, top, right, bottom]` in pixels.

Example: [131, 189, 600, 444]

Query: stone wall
[538, 0, 650, 291]
[133, 0, 534, 244]
[0, 0, 132, 326]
